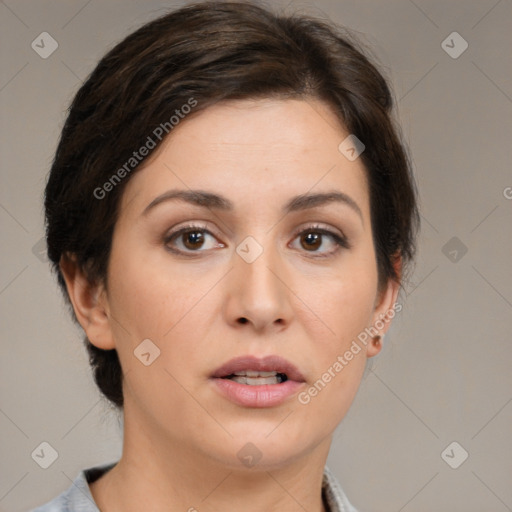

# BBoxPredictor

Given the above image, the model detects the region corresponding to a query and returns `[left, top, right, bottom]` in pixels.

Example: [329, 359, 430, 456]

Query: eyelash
[163, 223, 351, 258]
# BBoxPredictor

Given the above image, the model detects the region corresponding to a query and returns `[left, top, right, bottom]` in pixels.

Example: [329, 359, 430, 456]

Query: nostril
[236, 317, 283, 325]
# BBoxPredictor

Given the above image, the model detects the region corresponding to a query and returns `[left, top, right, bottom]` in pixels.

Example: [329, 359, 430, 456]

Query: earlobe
[366, 334, 384, 358]
[367, 257, 402, 358]
[59, 253, 115, 350]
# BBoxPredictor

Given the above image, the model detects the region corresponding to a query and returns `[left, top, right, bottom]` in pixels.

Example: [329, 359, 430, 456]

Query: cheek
[295, 288, 373, 431]
[296, 255, 378, 349]
[292, 254, 377, 415]
[106, 230, 205, 338]
[105, 244, 217, 420]
[106, 238, 224, 380]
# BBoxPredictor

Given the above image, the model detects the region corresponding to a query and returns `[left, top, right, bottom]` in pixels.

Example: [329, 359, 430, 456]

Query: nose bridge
[240, 239, 278, 290]
[227, 233, 292, 330]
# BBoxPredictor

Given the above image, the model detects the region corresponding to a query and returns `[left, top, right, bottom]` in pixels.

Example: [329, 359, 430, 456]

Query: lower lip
[212, 378, 304, 408]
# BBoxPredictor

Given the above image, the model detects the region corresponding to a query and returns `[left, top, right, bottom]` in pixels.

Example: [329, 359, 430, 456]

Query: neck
[90, 403, 332, 512]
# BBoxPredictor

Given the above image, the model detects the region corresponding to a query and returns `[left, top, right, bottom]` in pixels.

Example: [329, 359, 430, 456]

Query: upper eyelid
[165, 221, 213, 236]
[291, 223, 345, 239]
[165, 222, 344, 238]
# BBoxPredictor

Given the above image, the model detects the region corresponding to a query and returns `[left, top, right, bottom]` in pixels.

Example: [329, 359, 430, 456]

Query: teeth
[224, 370, 288, 385]
[230, 376, 281, 385]
[233, 371, 278, 377]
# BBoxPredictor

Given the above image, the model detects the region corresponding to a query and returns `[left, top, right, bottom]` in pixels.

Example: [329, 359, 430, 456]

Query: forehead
[121, 98, 370, 219]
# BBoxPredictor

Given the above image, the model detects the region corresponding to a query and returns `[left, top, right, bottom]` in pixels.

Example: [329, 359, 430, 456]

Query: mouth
[223, 370, 289, 385]
[210, 355, 306, 408]
[211, 354, 306, 383]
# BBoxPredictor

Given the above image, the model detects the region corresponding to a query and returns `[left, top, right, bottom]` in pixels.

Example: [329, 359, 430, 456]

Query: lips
[210, 355, 306, 408]
[211, 355, 306, 383]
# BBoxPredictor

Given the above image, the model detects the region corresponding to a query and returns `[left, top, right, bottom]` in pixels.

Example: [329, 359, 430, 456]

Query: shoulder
[28, 462, 117, 512]
[322, 465, 360, 512]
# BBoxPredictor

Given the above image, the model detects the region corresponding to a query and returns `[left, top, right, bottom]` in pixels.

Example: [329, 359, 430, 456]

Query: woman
[33, 1, 419, 510]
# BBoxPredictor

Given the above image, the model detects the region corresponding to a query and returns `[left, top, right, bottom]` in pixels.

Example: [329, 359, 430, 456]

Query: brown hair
[45, 1, 420, 409]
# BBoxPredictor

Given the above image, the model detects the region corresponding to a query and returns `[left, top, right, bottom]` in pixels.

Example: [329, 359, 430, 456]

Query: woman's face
[90, 98, 399, 468]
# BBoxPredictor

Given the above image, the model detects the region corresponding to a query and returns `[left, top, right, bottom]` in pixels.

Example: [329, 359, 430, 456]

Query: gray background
[1, 0, 511, 511]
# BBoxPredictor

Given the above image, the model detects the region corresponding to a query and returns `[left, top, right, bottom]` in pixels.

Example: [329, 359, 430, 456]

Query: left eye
[165, 227, 223, 253]
[290, 228, 349, 255]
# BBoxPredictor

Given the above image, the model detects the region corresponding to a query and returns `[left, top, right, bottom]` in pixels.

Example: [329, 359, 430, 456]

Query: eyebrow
[142, 189, 363, 221]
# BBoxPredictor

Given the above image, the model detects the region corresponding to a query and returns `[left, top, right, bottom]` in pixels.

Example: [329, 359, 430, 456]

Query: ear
[366, 256, 402, 357]
[59, 253, 115, 350]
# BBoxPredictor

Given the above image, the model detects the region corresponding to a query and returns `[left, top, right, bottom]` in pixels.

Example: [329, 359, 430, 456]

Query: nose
[223, 241, 293, 333]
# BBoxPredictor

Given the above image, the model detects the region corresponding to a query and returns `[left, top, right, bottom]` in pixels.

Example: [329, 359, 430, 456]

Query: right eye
[164, 224, 226, 255]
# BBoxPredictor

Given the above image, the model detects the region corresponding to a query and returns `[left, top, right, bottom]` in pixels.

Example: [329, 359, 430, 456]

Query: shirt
[29, 462, 358, 512]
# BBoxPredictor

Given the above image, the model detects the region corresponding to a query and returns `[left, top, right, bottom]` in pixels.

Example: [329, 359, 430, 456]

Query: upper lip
[211, 355, 306, 382]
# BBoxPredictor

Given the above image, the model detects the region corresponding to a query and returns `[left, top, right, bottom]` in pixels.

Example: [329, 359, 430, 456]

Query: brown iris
[300, 232, 321, 251]
[183, 231, 205, 250]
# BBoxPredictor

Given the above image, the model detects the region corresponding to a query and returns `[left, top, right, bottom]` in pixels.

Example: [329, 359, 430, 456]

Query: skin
[61, 98, 400, 512]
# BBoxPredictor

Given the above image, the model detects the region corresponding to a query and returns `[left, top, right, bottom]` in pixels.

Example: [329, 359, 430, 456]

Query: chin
[200, 422, 321, 471]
